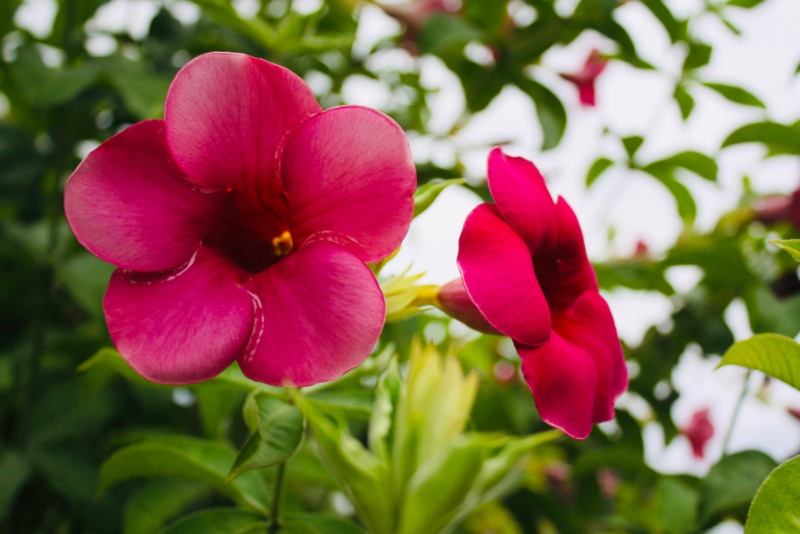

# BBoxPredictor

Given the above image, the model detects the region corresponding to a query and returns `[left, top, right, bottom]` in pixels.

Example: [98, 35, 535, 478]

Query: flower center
[272, 230, 293, 257]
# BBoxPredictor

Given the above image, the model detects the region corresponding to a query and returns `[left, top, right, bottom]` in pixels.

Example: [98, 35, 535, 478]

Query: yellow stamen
[272, 231, 293, 257]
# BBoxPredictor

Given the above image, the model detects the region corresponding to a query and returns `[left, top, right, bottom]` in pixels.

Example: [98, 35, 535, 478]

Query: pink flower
[64, 52, 416, 387]
[559, 50, 607, 107]
[681, 408, 714, 459]
[439, 148, 627, 439]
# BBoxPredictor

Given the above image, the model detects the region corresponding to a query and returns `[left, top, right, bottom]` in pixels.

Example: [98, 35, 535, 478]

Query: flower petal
[64, 120, 215, 272]
[281, 106, 416, 263]
[104, 246, 254, 384]
[486, 147, 558, 253]
[534, 198, 599, 311]
[165, 52, 321, 197]
[520, 290, 625, 438]
[458, 203, 550, 346]
[239, 241, 385, 387]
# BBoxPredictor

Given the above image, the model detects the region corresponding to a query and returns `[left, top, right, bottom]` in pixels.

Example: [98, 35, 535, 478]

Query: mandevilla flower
[438, 148, 627, 439]
[65, 52, 416, 387]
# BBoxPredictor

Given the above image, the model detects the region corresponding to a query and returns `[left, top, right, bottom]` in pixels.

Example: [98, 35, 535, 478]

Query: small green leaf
[727, 0, 766, 7]
[683, 42, 713, 70]
[586, 157, 615, 187]
[642, 0, 683, 43]
[414, 179, 465, 217]
[702, 82, 766, 108]
[159, 509, 267, 534]
[699, 450, 777, 524]
[622, 135, 645, 160]
[643, 151, 718, 182]
[124, 480, 206, 534]
[518, 78, 567, 150]
[769, 239, 800, 262]
[674, 85, 695, 120]
[745, 456, 800, 532]
[284, 515, 367, 534]
[718, 333, 800, 391]
[721, 122, 800, 155]
[227, 394, 305, 483]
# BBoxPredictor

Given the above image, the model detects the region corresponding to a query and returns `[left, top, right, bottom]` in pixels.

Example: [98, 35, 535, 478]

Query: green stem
[267, 461, 287, 534]
[721, 370, 752, 457]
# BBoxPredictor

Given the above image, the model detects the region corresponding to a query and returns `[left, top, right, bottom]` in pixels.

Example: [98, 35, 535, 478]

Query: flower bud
[437, 278, 502, 335]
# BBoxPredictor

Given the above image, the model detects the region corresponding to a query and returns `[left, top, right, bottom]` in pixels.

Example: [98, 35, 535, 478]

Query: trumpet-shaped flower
[65, 52, 416, 387]
[440, 148, 627, 438]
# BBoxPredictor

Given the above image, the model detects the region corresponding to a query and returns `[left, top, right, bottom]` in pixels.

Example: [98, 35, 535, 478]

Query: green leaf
[97, 435, 270, 514]
[227, 394, 305, 483]
[159, 509, 267, 534]
[718, 333, 800, 391]
[745, 456, 800, 532]
[284, 515, 367, 534]
[9, 46, 98, 107]
[674, 85, 695, 120]
[124, 480, 207, 534]
[518, 79, 567, 150]
[414, 179, 465, 218]
[59, 253, 114, 318]
[643, 151, 718, 182]
[699, 451, 778, 524]
[0, 450, 30, 521]
[721, 122, 800, 155]
[656, 477, 699, 534]
[642, 0, 683, 43]
[770, 239, 800, 262]
[622, 135, 645, 160]
[642, 164, 697, 223]
[702, 82, 766, 108]
[586, 157, 615, 187]
[683, 42, 713, 70]
[418, 14, 483, 55]
[727, 0, 766, 7]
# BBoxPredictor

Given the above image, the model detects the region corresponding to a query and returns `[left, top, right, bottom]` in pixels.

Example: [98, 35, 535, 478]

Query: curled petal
[458, 204, 550, 347]
[65, 120, 215, 272]
[165, 52, 321, 201]
[104, 246, 254, 384]
[281, 106, 416, 263]
[487, 147, 558, 253]
[239, 242, 385, 387]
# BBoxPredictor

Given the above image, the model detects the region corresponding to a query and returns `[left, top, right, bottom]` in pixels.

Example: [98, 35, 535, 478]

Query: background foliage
[1, 0, 799, 532]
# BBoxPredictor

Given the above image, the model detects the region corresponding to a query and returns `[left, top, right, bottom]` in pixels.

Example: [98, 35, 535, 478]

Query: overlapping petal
[281, 106, 416, 263]
[64, 120, 215, 272]
[104, 246, 254, 384]
[239, 242, 385, 387]
[458, 203, 551, 347]
[486, 147, 558, 253]
[165, 52, 321, 199]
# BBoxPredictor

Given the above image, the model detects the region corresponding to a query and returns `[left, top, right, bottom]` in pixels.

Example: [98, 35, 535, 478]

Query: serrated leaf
[702, 82, 765, 108]
[227, 394, 305, 483]
[718, 333, 800, 391]
[622, 135, 645, 160]
[158, 508, 267, 534]
[97, 435, 270, 514]
[721, 122, 800, 155]
[586, 157, 615, 187]
[699, 451, 777, 524]
[644, 151, 718, 181]
[745, 456, 800, 532]
[769, 239, 800, 262]
[414, 179, 465, 217]
[674, 85, 695, 120]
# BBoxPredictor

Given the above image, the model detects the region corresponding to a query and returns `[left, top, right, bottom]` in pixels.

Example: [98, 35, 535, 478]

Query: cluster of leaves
[1, 0, 799, 532]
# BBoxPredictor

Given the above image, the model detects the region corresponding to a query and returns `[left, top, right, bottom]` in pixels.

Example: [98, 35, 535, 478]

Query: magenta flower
[681, 408, 714, 459]
[65, 52, 416, 387]
[559, 50, 607, 107]
[439, 148, 627, 438]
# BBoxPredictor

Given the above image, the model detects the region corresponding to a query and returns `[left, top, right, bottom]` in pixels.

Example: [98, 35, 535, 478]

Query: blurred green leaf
[414, 179, 465, 217]
[622, 135, 645, 160]
[727, 0, 767, 7]
[656, 476, 699, 534]
[0, 450, 30, 521]
[124, 479, 207, 534]
[698, 450, 777, 524]
[159, 508, 267, 534]
[702, 82, 765, 108]
[683, 41, 713, 70]
[721, 121, 800, 155]
[284, 514, 367, 534]
[718, 333, 800, 391]
[8, 46, 98, 107]
[641, 164, 697, 223]
[419, 14, 483, 55]
[586, 157, 615, 187]
[642, 0, 683, 43]
[190, 0, 277, 50]
[745, 455, 800, 533]
[674, 84, 695, 120]
[518, 78, 567, 150]
[770, 239, 800, 262]
[97, 435, 270, 514]
[643, 151, 718, 181]
[59, 253, 114, 318]
[227, 394, 304, 483]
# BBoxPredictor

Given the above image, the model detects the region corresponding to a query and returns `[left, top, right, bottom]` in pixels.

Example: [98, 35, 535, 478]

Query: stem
[721, 370, 752, 457]
[411, 286, 441, 309]
[267, 461, 287, 534]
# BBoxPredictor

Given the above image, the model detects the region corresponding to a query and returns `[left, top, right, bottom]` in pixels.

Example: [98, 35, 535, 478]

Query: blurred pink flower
[65, 52, 416, 387]
[440, 148, 627, 438]
[560, 50, 608, 107]
[753, 187, 800, 230]
[381, 0, 460, 53]
[682, 408, 714, 459]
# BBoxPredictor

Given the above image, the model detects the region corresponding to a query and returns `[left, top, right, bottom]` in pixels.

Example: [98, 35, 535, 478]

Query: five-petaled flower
[65, 52, 416, 387]
[438, 148, 628, 439]
[559, 49, 608, 107]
